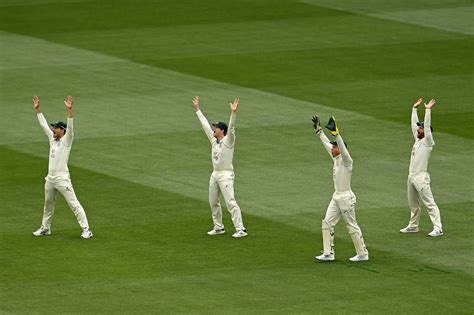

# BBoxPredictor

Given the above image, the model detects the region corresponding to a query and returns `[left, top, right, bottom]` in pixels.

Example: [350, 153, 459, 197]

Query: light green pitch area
[301, 0, 474, 35]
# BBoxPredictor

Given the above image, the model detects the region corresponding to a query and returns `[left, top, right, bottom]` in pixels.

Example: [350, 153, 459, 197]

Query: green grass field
[1, 0, 473, 313]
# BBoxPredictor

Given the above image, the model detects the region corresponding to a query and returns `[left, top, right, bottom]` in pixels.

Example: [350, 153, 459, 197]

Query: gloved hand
[312, 115, 321, 134]
[325, 116, 339, 136]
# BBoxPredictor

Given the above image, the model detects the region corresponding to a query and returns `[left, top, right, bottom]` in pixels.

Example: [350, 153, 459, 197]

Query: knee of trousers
[43, 205, 55, 212]
[322, 220, 332, 230]
[226, 198, 239, 210]
[425, 203, 440, 212]
[44, 193, 57, 203]
[44, 200, 56, 208]
[408, 202, 421, 209]
[347, 225, 361, 235]
[208, 195, 220, 207]
[70, 202, 84, 213]
[209, 200, 220, 208]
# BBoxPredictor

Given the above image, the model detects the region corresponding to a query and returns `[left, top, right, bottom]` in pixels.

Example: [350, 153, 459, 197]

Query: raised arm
[319, 131, 333, 158]
[63, 95, 74, 146]
[312, 115, 332, 158]
[34, 96, 53, 140]
[324, 116, 352, 165]
[423, 99, 435, 146]
[64, 95, 73, 118]
[224, 98, 239, 146]
[193, 96, 214, 142]
[335, 134, 352, 166]
[411, 98, 422, 139]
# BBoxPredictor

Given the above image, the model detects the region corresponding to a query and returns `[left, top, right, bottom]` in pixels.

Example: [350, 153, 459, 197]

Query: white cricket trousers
[209, 170, 245, 231]
[407, 172, 442, 230]
[41, 177, 90, 230]
[322, 191, 368, 256]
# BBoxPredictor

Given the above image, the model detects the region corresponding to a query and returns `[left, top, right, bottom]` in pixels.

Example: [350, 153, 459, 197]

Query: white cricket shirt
[319, 132, 353, 192]
[196, 110, 236, 172]
[37, 113, 73, 178]
[409, 108, 434, 174]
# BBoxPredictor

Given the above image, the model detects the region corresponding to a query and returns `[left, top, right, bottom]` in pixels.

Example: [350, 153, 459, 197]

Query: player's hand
[413, 98, 423, 108]
[33, 95, 40, 109]
[325, 116, 339, 136]
[312, 115, 321, 134]
[230, 98, 239, 112]
[64, 95, 73, 110]
[424, 99, 436, 109]
[192, 96, 200, 111]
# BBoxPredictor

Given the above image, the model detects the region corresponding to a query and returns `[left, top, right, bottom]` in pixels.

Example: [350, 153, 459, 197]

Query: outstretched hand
[33, 95, 40, 109]
[230, 98, 239, 112]
[312, 115, 321, 134]
[325, 116, 339, 136]
[64, 95, 73, 110]
[192, 96, 200, 111]
[413, 98, 423, 108]
[424, 99, 436, 109]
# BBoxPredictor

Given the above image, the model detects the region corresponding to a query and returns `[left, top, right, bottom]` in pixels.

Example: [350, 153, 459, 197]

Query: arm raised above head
[193, 96, 214, 142]
[335, 134, 352, 166]
[64, 95, 73, 118]
[34, 96, 53, 140]
[224, 98, 239, 146]
[63, 96, 74, 146]
[411, 98, 422, 139]
[423, 99, 436, 145]
[318, 130, 333, 158]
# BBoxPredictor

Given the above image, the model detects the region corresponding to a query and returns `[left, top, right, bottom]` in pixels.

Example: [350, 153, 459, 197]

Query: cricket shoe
[32, 227, 51, 236]
[207, 229, 225, 236]
[232, 229, 247, 238]
[81, 227, 93, 239]
[349, 254, 369, 262]
[315, 253, 335, 262]
[399, 226, 419, 233]
[428, 229, 443, 237]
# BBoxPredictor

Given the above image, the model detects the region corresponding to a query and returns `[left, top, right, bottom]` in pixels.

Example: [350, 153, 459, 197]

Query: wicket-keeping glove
[325, 116, 339, 136]
[312, 115, 321, 134]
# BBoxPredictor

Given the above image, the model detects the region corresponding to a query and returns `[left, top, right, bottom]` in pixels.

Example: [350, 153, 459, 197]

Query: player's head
[330, 141, 347, 157]
[212, 121, 228, 138]
[50, 121, 67, 139]
[416, 122, 433, 139]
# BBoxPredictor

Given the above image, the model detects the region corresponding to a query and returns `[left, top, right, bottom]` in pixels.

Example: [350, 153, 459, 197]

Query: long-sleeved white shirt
[37, 113, 73, 177]
[319, 132, 353, 192]
[409, 108, 434, 174]
[196, 110, 236, 172]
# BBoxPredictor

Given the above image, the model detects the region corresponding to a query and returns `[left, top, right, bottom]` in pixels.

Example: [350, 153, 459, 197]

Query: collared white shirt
[196, 110, 236, 172]
[409, 108, 434, 174]
[319, 132, 352, 192]
[37, 113, 74, 177]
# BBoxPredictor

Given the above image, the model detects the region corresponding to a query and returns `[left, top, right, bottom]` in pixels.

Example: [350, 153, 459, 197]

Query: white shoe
[32, 227, 51, 236]
[207, 229, 225, 236]
[315, 253, 335, 261]
[232, 229, 247, 238]
[81, 227, 93, 239]
[428, 229, 443, 237]
[400, 226, 419, 233]
[349, 254, 369, 262]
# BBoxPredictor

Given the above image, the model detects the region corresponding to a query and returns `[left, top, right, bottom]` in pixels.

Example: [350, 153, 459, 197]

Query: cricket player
[312, 115, 368, 262]
[32, 95, 93, 239]
[400, 98, 443, 237]
[192, 96, 247, 238]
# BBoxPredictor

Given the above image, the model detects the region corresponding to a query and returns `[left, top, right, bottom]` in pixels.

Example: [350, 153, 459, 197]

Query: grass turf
[1, 0, 473, 313]
[1, 146, 472, 313]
